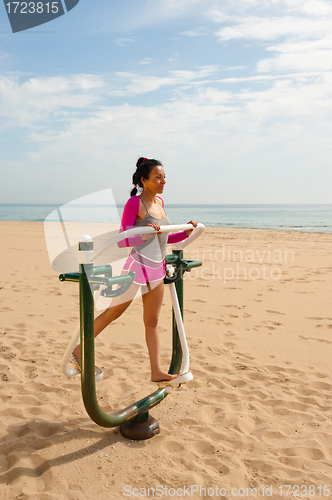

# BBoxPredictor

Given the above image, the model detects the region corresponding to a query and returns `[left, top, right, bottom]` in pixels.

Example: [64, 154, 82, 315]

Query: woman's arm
[117, 196, 146, 248]
[167, 221, 196, 243]
[167, 231, 190, 244]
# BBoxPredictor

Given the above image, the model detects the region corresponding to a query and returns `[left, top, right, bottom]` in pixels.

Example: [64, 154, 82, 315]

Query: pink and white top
[118, 195, 189, 285]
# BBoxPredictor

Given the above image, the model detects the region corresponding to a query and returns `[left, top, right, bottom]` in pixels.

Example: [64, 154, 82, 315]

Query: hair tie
[143, 158, 147, 162]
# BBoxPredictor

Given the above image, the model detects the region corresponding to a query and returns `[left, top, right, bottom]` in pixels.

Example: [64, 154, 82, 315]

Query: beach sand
[0, 222, 331, 500]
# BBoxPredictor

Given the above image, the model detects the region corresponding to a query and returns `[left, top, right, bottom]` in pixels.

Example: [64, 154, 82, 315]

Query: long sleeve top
[117, 196, 189, 249]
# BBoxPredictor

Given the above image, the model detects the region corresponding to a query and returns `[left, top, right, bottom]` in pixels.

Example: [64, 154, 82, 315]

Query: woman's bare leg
[142, 280, 177, 382]
[73, 280, 139, 365]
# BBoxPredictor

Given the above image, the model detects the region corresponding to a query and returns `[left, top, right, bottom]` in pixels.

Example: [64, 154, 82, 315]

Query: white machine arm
[90, 223, 205, 262]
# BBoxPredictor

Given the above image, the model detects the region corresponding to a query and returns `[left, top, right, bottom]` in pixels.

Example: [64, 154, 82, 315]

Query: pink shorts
[122, 249, 166, 286]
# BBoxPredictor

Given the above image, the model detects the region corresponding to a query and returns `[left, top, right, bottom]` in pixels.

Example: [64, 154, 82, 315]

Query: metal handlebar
[89, 223, 205, 262]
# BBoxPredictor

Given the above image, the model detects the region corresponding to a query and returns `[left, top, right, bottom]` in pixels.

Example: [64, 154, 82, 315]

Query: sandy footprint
[266, 310, 285, 315]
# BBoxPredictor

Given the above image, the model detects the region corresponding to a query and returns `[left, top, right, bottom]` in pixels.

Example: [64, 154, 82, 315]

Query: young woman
[72, 157, 197, 382]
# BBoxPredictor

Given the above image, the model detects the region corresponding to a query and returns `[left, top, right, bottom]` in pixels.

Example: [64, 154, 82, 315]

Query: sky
[0, 0, 331, 205]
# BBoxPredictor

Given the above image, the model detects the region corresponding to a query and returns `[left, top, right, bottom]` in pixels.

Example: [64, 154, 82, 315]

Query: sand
[0, 221, 331, 500]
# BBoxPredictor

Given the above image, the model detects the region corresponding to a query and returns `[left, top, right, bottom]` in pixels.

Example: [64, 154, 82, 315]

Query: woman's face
[143, 165, 166, 194]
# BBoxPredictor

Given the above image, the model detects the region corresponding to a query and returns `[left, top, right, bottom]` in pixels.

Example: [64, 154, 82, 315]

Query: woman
[72, 157, 197, 382]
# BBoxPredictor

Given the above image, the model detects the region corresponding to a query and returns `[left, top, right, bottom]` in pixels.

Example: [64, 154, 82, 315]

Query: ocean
[0, 203, 331, 233]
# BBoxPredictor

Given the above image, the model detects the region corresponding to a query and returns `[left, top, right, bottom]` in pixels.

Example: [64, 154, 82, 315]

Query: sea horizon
[1, 203, 331, 234]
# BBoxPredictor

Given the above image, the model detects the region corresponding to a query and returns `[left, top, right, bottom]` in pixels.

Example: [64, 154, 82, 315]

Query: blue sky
[0, 0, 331, 205]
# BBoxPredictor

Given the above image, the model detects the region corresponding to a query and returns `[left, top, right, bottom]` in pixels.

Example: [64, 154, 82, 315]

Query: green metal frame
[59, 240, 202, 428]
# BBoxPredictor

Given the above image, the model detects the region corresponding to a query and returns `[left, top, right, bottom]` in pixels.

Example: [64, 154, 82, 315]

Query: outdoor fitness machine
[59, 223, 205, 440]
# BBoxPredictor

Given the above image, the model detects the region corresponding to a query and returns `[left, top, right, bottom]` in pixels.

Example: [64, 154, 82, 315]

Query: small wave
[279, 224, 330, 229]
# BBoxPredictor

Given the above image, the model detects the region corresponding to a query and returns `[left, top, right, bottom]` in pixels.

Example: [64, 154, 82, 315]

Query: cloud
[0, 74, 105, 127]
[208, 0, 332, 18]
[167, 53, 179, 62]
[205, 9, 230, 24]
[139, 58, 153, 65]
[109, 66, 219, 96]
[219, 71, 323, 83]
[285, 0, 332, 17]
[105, 0, 207, 32]
[0, 50, 10, 62]
[114, 37, 138, 47]
[145, 0, 203, 20]
[1, 64, 330, 204]
[208, 1, 332, 75]
[224, 65, 248, 71]
[180, 27, 208, 37]
[258, 37, 332, 72]
[215, 16, 331, 42]
[1, 0, 332, 203]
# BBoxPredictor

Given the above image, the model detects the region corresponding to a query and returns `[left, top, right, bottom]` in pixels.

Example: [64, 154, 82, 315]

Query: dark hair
[130, 157, 163, 197]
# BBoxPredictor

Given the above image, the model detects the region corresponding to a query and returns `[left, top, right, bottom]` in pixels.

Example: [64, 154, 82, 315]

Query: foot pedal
[69, 354, 103, 382]
[152, 371, 193, 393]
